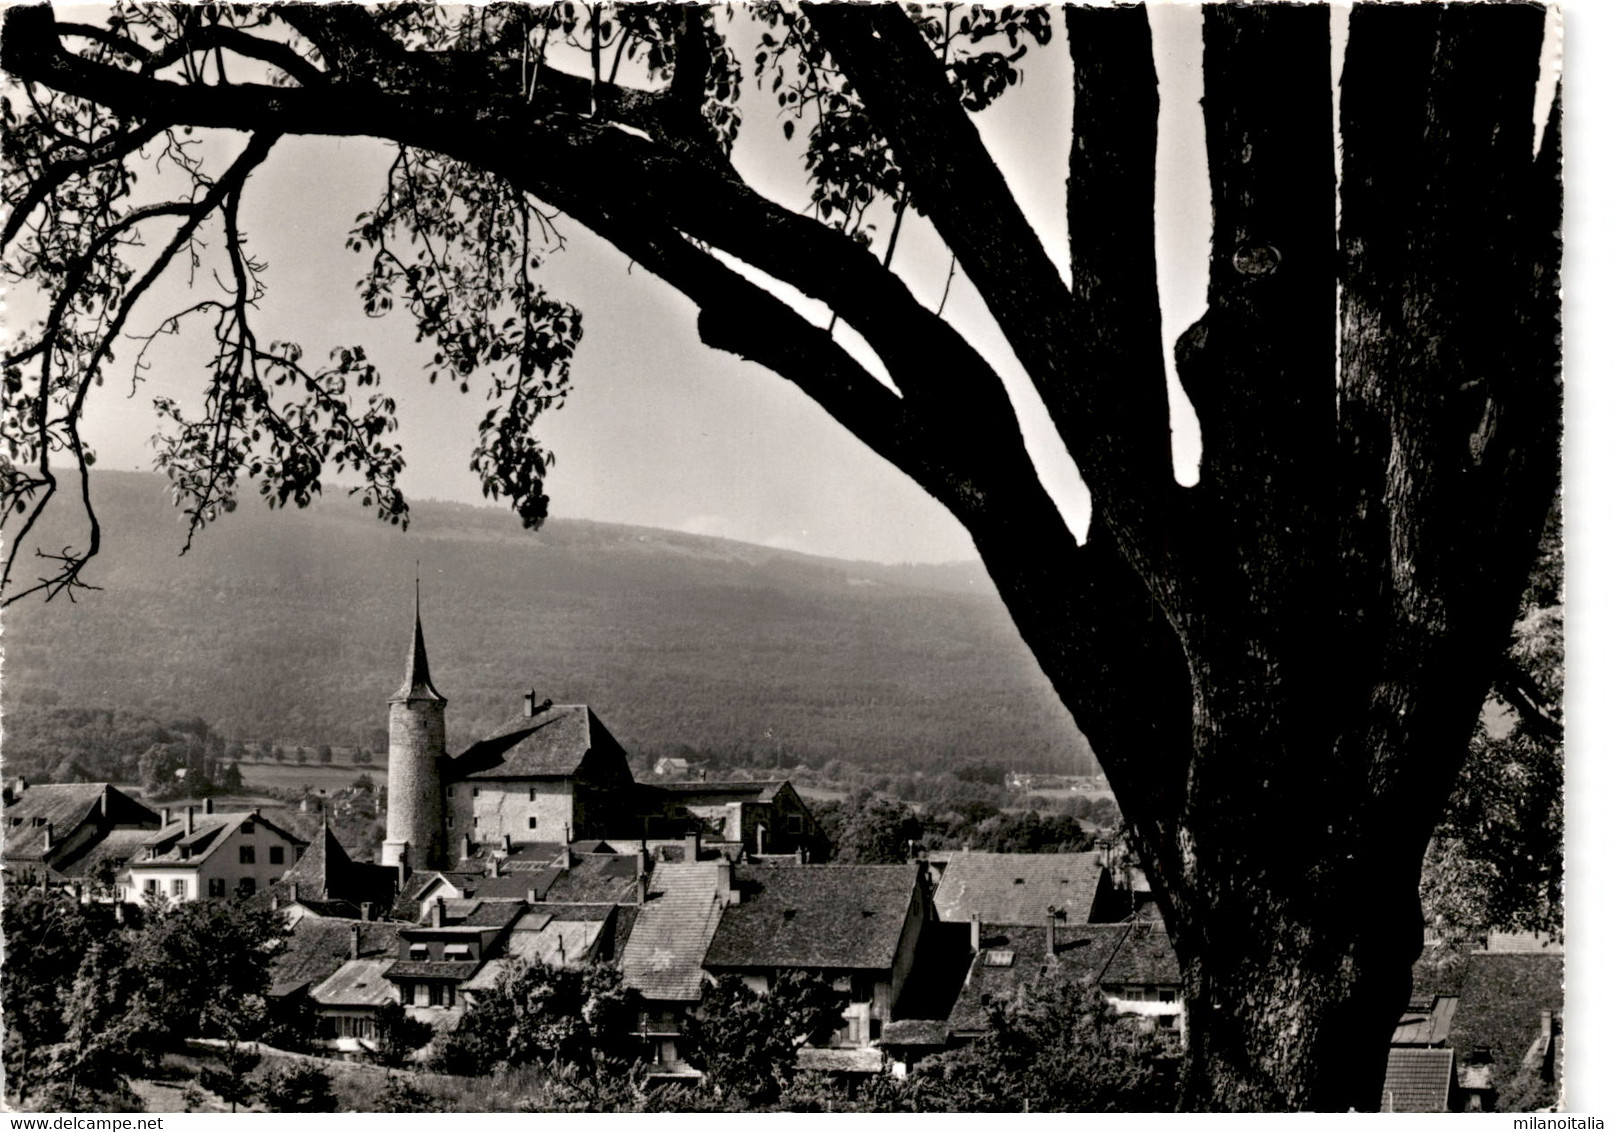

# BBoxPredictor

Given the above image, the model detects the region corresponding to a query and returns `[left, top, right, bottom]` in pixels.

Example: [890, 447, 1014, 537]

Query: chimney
[204, 797, 214, 815]
[488, 855, 502, 878]
[528, 887, 542, 903]
[186, 806, 196, 835]
[161, 807, 172, 827]
[1045, 906, 1058, 957]
[717, 857, 740, 905]
[44, 822, 54, 852]
[523, 689, 537, 718]
[350, 922, 362, 960]
[503, 833, 513, 853]
[289, 882, 299, 904]
[1541, 1010, 1554, 1043]
[395, 857, 410, 890]
[461, 833, 473, 862]
[636, 873, 649, 906]
[756, 824, 767, 857]
[796, 846, 806, 865]
[300, 797, 310, 813]
[970, 912, 982, 953]
[271, 895, 281, 911]
[361, 901, 373, 922]
[433, 897, 446, 927]
[684, 829, 701, 862]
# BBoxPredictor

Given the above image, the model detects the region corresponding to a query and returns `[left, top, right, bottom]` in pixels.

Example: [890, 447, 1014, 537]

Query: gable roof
[1381, 1048, 1454, 1112]
[539, 854, 641, 905]
[932, 850, 1110, 926]
[311, 958, 398, 1009]
[131, 810, 306, 868]
[3, 783, 136, 860]
[52, 828, 152, 879]
[1099, 922, 1181, 988]
[621, 862, 729, 1002]
[945, 924, 1128, 1036]
[655, 781, 788, 804]
[704, 864, 918, 972]
[449, 704, 620, 779]
[270, 918, 406, 998]
[1447, 952, 1564, 1071]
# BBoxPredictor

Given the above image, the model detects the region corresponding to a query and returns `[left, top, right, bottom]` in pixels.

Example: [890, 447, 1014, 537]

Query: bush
[257, 1063, 338, 1112]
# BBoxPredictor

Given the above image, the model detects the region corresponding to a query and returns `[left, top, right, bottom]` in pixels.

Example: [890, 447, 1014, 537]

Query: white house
[128, 803, 307, 905]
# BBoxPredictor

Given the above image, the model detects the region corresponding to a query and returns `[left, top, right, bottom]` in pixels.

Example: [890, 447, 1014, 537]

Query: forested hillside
[4, 473, 1094, 774]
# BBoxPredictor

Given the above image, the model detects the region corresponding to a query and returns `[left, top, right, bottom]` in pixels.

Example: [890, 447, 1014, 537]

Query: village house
[619, 859, 734, 1080]
[2, 780, 161, 895]
[128, 802, 307, 905]
[640, 780, 830, 860]
[384, 899, 527, 1022]
[930, 848, 1126, 927]
[702, 862, 933, 1076]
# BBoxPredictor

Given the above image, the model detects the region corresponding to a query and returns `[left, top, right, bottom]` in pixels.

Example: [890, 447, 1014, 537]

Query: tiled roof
[521, 903, 616, 922]
[454, 871, 557, 902]
[270, 919, 405, 997]
[796, 1046, 883, 1073]
[1099, 923, 1181, 988]
[461, 901, 528, 929]
[621, 862, 729, 1002]
[449, 704, 619, 779]
[132, 810, 307, 869]
[52, 828, 151, 879]
[1392, 996, 1459, 1047]
[1447, 952, 1564, 1071]
[504, 917, 605, 968]
[540, 854, 641, 904]
[384, 959, 479, 981]
[931, 851, 1110, 926]
[704, 865, 918, 972]
[1483, 931, 1564, 955]
[1380, 1048, 1454, 1112]
[945, 924, 1127, 1035]
[311, 958, 397, 1009]
[3, 783, 116, 860]
[879, 1019, 951, 1047]
[654, 781, 787, 803]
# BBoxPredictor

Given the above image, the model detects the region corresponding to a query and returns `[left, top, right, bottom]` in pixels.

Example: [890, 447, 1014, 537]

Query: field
[239, 761, 382, 795]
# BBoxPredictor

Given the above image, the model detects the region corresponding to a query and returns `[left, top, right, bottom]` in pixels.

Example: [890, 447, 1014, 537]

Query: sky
[46, 5, 1221, 565]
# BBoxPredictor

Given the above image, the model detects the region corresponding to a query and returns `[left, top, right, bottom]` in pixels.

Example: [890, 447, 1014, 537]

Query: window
[241, 821, 255, 835]
[269, 846, 284, 865]
[529, 788, 537, 802]
[238, 878, 256, 896]
[1159, 990, 1178, 1003]
[472, 817, 479, 828]
[209, 878, 227, 897]
[445, 983, 456, 1007]
[444, 943, 472, 961]
[171, 878, 187, 899]
[447, 816, 455, 828]
[786, 813, 804, 834]
[850, 975, 873, 1002]
[983, 950, 1016, 968]
[144, 879, 158, 895]
[528, 817, 537, 830]
[239, 846, 256, 864]
[410, 944, 430, 961]
[428, 982, 444, 1007]
[472, 787, 481, 798]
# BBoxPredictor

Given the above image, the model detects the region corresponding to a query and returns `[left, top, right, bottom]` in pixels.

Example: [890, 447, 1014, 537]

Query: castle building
[381, 589, 826, 878]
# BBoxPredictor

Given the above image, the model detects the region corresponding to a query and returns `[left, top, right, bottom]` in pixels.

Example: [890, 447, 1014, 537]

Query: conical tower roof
[391, 581, 446, 704]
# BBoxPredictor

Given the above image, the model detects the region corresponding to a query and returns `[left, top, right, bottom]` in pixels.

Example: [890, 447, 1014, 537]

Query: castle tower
[381, 582, 447, 873]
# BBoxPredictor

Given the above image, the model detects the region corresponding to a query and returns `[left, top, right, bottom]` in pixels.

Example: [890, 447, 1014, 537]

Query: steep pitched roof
[945, 924, 1128, 1036]
[52, 828, 152, 879]
[1447, 952, 1564, 1071]
[391, 584, 445, 703]
[3, 783, 117, 860]
[540, 854, 641, 904]
[1099, 922, 1181, 988]
[932, 850, 1110, 926]
[1381, 1048, 1454, 1112]
[270, 918, 406, 998]
[281, 822, 353, 899]
[621, 862, 729, 1002]
[449, 704, 617, 779]
[703, 864, 918, 972]
[132, 810, 306, 868]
